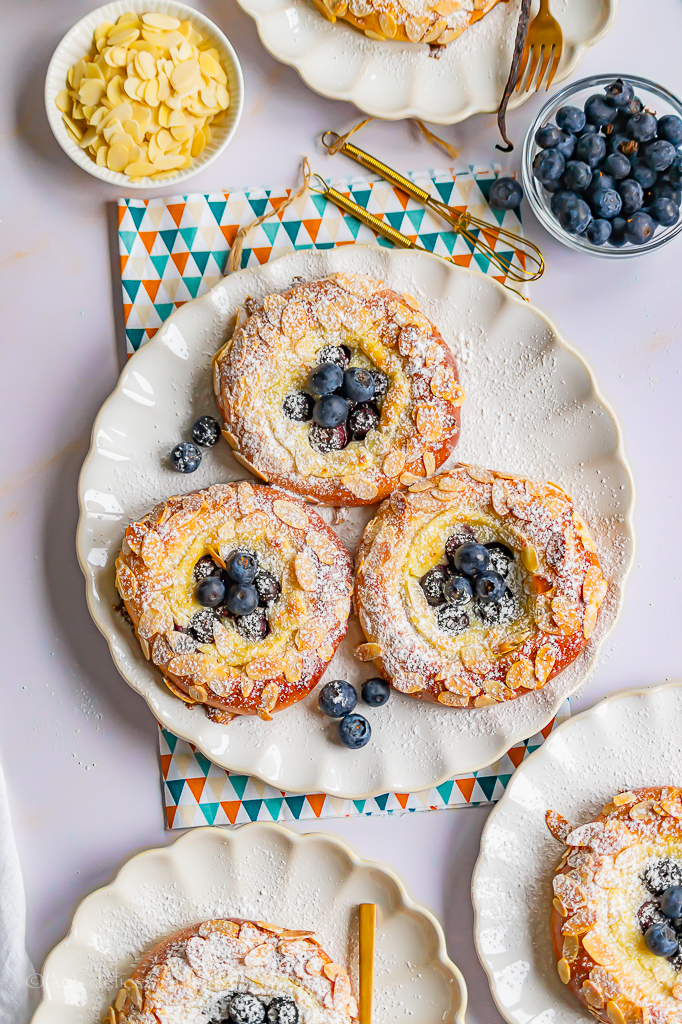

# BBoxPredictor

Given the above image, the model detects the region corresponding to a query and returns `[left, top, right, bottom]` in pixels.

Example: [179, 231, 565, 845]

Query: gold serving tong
[319, 130, 544, 284]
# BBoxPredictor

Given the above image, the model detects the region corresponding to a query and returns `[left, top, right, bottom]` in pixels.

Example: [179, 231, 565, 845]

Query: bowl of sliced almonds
[45, 0, 244, 187]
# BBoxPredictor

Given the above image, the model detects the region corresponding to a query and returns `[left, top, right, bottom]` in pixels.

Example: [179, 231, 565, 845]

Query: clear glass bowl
[521, 73, 682, 258]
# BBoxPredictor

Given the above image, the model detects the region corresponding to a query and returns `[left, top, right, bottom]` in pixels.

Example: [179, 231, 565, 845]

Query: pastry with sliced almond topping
[311, 0, 506, 48]
[115, 482, 352, 720]
[213, 272, 463, 506]
[111, 917, 358, 1024]
[353, 464, 606, 709]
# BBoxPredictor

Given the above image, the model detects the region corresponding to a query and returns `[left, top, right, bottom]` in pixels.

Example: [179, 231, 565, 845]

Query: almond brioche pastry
[110, 918, 358, 1024]
[547, 788, 682, 1024]
[311, 0, 507, 46]
[354, 464, 607, 708]
[213, 272, 464, 507]
[115, 483, 353, 721]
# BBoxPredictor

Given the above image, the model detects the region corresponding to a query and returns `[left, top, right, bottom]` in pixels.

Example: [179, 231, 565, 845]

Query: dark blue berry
[624, 211, 656, 245]
[267, 999, 299, 1024]
[585, 94, 617, 127]
[370, 370, 389, 403]
[474, 570, 506, 603]
[536, 124, 562, 148]
[562, 161, 592, 191]
[606, 133, 634, 156]
[319, 679, 357, 718]
[604, 78, 634, 109]
[604, 152, 631, 180]
[475, 588, 515, 626]
[575, 134, 606, 168]
[317, 344, 351, 370]
[625, 96, 644, 116]
[627, 112, 658, 142]
[361, 678, 391, 707]
[650, 197, 680, 226]
[312, 394, 349, 428]
[191, 415, 221, 446]
[254, 570, 280, 604]
[195, 575, 226, 608]
[658, 114, 682, 147]
[342, 367, 375, 403]
[590, 188, 622, 219]
[586, 219, 612, 245]
[608, 216, 628, 246]
[309, 423, 348, 453]
[645, 922, 679, 957]
[283, 391, 314, 421]
[224, 582, 259, 616]
[229, 994, 267, 1024]
[558, 196, 592, 235]
[225, 550, 257, 584]
[454, 542, 490, 576]
[234, 606, 269, 641]
[661, 886, 682, 920]
[648, 181, 682, 205]
[339, 713, 371, 749]
[555, 132, 577, 160]
[189, 609, 217, 643]
[443, 575, 473, 606]
[629, 159, 657, 189]
[644, 140, 677, 172]
[618, 178, 644, 214]
[435, 605, 469, 635]
[550, 190, 578, 217]
[579, 123, 598, 135]
[308, 362, 343, 397]
[484, 542, 514, 577]
[644, 860, 682, 895]
[663, 157, 682, 185]
[194, 555, 220, 581]
[445, 526, 476, 561]
[587, 170, 614, 195]
[638, 900, 667, 933]
[489, 177, 524, 210]
[420, 565, 449, 606]
[556, 105, 586, 133]
[170, 441, 201, 473]
[347, 402, 380, 440]
[533, 149, 565, 183]
[542, 179, 563, 193]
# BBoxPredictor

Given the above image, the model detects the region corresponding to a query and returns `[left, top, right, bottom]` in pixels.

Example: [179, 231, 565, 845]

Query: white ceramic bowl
[44, 0, 244, 189]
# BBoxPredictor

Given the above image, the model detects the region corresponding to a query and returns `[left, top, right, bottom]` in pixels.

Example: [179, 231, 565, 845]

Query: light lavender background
[1, 1, 681, 1022]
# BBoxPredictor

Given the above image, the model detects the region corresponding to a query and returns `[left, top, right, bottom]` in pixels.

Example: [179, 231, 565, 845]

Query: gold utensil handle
[322, 131, 432, 206]
[312, 180, 421, 251]
[359, 903, 376, 1024]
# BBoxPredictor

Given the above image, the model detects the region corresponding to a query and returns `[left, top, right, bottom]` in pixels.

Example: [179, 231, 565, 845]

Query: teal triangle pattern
[166, 779, 185, 805]
[262, 221, 282, 245]
[285, 796, 305, 818]
[435, 181, 455, 205]
[179, 226, 197, 249]
[128, 204, 146, 230]
[242, 800, 263, 822]
[151, 255, 169, 277]
[183, 277, 202, 298]
[192, 251, 211, 275]
[159, 229, 178, 253]
[437, 780, 455, 804]
[155, 303, 173, 322]
[202, 802, 219, 825]
[248, 197, 269, 217]
[406, 208, 425, 232]
[229, 775, 249, 800]
[208, 200, 227, 224]
[195, 752, 212, 777]
[122, 279, 141, 302]
[374, 794, 389, 811]
[162, 729, 178, 754]
[476, 776, 498, 802]
[281, 220, 300, 245]
[119, 231, 137, 254]
[126, 329, 145, 350]
[310, 193, 328, 218]
[264, 798, 283, 819]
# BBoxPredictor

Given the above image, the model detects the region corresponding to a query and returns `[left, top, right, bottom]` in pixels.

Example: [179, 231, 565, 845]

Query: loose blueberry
[489, 177, 524, 210]
[562, 161, 592, 191]
[254, 570, 280, 604]
[556, 105, 586, 133]
[485, 542, 514, 577]
[267, 999, 299, 1024]
[308, 423, 348, 453]
[629, 159, 658, 189]
[617, 178, 644, 214]
[188, 608, 217, 643]
[586, 219, 612, 245]
[555, 131, 577, 160]
[604, 78, 634, 109]
[319, 679, 357, 718]
[195, 575, 226, 608]
[444, 526, 476, 561]
[443, 575, 474, 606]
[624, 211, 656, 244]
[644, 139, 677, 172]
[339, 713, 371, 749]
[558, 196, 593, 235]
[454, 542, 490, 576]
[191, 415, 221, 447]
[361, 677, 391, 707]
[604, 152, 631, 180]
[435, 605, 469, 635]
[234, 606, 269, 641]
[170, 441, 202, 473]
[194, 555, 221, 581]
[224, 582, 259, 616]
[533, 148, 565, 183]
[584, 94, 618, 127]
[575, 133, 607, 168]
[312, 394, 349, 428]
[606, 133, 636, 157]
[535, 124, 563, 149]
[627, 112, 658, 142]
[645, 922, 679, 957]
[657, 114, 682, 146]
[590, 188, 622, 219]
[649, 197, 680, 226]
[420, 565, 450, 606]
[229, 994, 267, 1024]
[307, 362, 343, 397]
[370, 369, 390, 403]
[661, 886, 682, 920]
[608, 216, 628, 247]
[283, 391, 314, 421]
[474, 570, 506, 603]
[225, 550, 258, 584]
[317, 344, 351, 370]
[342, 367, 376, 403]
[588, 170, 614, 195]
[347, 402, 380, 441]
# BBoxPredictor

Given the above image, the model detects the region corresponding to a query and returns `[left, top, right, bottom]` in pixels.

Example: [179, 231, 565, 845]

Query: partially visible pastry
[311, 0, 507, 47]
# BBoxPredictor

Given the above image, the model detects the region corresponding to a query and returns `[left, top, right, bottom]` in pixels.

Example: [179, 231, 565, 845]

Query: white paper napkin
[0, 761, 33, 1024]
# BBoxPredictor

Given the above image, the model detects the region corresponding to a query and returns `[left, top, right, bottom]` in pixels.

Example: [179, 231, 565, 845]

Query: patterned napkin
[115, 163, 556, 823]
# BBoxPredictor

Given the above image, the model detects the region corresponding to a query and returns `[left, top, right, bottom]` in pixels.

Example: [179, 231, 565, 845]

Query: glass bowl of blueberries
[521, 74, 682, 256]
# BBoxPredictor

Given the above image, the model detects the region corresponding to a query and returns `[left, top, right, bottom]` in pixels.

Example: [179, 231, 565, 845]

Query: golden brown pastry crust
[353, 464, 607, 708]
[115, 483, 353, 720]
[213, 273, 463, 507]
[312, 0, 507, 47]
[112, 918, 358, 1024]
[547, 788, 682, 1024]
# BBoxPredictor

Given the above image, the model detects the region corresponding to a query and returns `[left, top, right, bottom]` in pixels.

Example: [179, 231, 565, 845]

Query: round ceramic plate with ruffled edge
[471, 682, 682, 1024]
[76, 244, 634, 798]
[33, 823, 467, 1024]
[232, 0, 616, 124]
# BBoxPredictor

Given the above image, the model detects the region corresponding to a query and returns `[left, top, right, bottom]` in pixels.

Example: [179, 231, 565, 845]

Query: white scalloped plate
[76, 244, 634, 798]
[472, 682, 682, 1024]
[32, 823, 467, 1024]
[233, 0, 617, 124]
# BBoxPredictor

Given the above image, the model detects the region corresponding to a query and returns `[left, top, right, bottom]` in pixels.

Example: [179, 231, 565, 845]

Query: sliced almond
[521, 544, 540, 573]
[438, 691, 469, 707]
[273, 499, 309, 530]
[294, 552, 318, 592]
[546, 809, 573, 843]
[583, 565, 607, 606]
[557, 959, 571, 984]
[355, 642, 382, 662]
[583, 601, 599, 640]
[505, 658, 535, 690]
[305, 530, 336, 565]
[383, 450, 406, 478]
[551, 596, 582, 635]
[534, 644, 557, 685]
[378, 11, 397, 35]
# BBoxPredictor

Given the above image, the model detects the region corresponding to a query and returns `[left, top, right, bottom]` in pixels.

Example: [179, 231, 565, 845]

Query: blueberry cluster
[420, 527, 516, 636]
[638, 860, 682, 964]
[532, 78, 682, 247]
[210, 993, 298, 1024]
[282, 344, 389, 455]
[317, 677, 391, 749]
[187, 549, 281, 644]
[170, 415, 222, 473]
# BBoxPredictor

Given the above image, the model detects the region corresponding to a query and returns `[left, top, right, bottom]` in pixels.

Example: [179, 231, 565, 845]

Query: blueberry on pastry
[213, 273, 464, 506]
[115, 482, 353, 721]
[353, 464, 607, 708]
[109, 918, 358, 1024]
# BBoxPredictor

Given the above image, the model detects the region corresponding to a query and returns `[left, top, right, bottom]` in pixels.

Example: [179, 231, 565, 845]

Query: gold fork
[515, 0, 563, 94]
